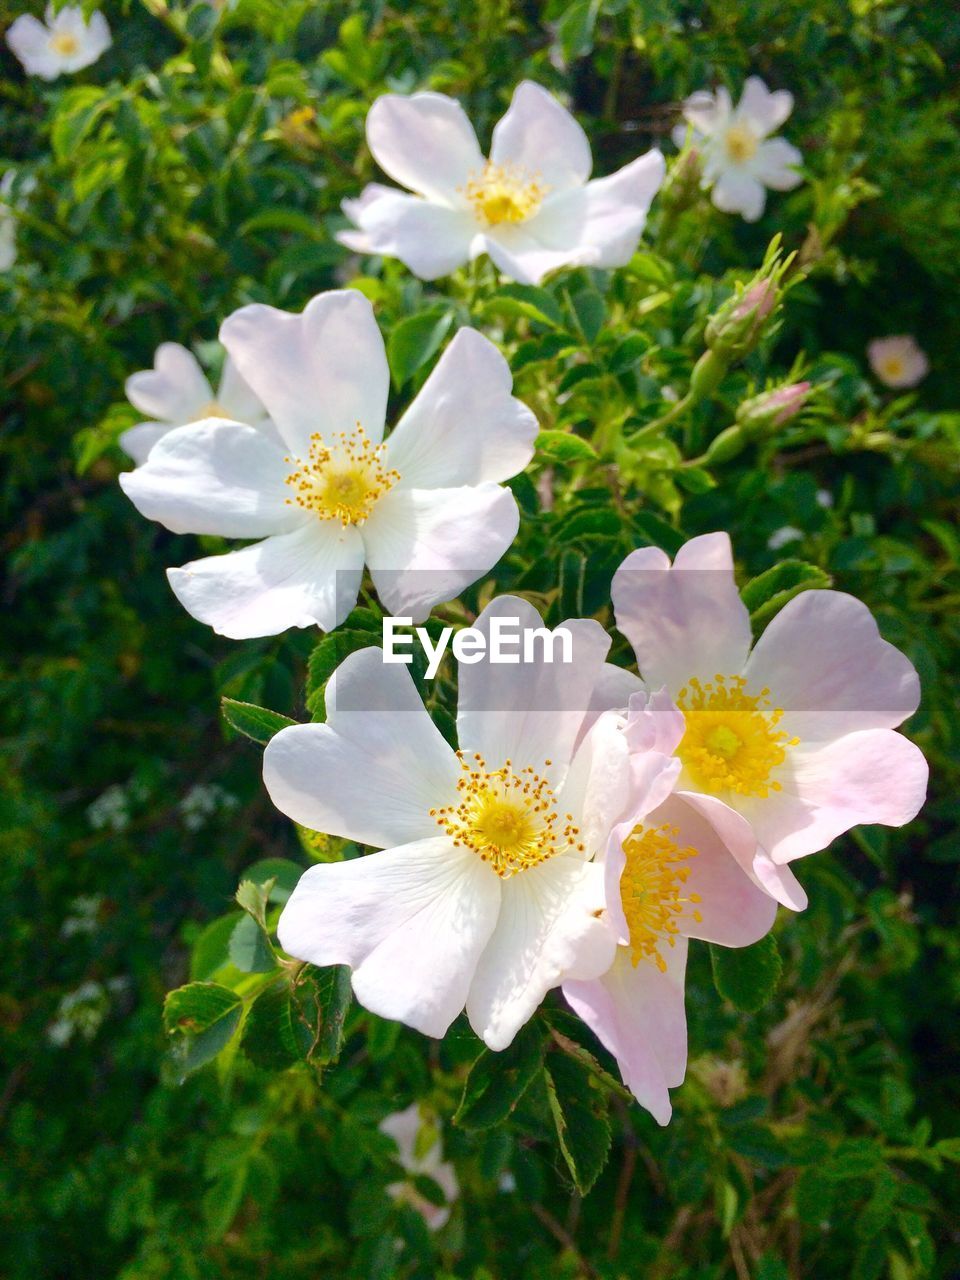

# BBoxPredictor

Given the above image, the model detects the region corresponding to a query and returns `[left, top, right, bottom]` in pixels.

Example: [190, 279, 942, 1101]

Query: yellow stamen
[676, 674, 799, 798]
[725, 123, 758, 164]
[464, 162, 547, 226]
[50, 31, 80, 56]
[283, 423, 399, 527]
[193, 400, 228, 421]
[879, 357, 905, 382]
[620, 824, 702, 972]
[430, 752, 583, 878]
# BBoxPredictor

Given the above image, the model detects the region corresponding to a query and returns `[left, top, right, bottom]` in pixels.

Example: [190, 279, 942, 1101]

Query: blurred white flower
[340, 80, 664, 284]
[867, 335, 929, 389]
[767, 525, 804, 550]
[0, 169, 35, 270]
[673, 76, 802, 222]
[122, 343, 270, 465]
[87, 784, 130, 833]
[6, 5, 111, 80]
[46, 981, 109, 1047]
[380, 1103, 459, 1230]
[816, 489, 834, 509]
[179, 782, 239, 832]
[61, 895, 103, 938]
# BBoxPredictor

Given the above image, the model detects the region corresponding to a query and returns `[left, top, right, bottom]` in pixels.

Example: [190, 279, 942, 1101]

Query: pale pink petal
[277, 838, 500, 1039]
[262, 649, 460, 848]
[490, 81, 592, 192]
[683, 88, 726, 136]
[119, 421, 299, 538]
[611, 532, 752, 694]
[467, 858, 614, 1050]
[6, 14, 59, 77]
[363, 483, 519, 623]
[125, 342, 212, 423]
[557, 711, 633, 858]
[219, 291, 389, 458]
[564, 938, 688, 1124]
[341, 188, 475, 279]
[384, 328, 537, 488]
[217, 354, 267, 424]
[118, 422, 171, 465]
[743, 590, 921, 741]
[366, 92, 483, 204]
[736, 77, 793, 136]
[166, 521, 364, 639]
[578, 151, 666, 267]
[711, 168, 767, 221]
[752, 138, 803, 190]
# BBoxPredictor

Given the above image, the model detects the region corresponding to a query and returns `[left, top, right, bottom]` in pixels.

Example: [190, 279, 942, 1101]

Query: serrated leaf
[544, 1052, 612, 1195]
[239, 858, 303, 905]
[229, 913, 277, 974]
[741, 559, 831, 630]
[163, 982, 243, 1081]
[220, 697, 296, 745]
[305, 631, 381, 720]
[241, 984, 314, 1069]
[709, 935, 782, 1013]
[301, 965, 352, 1063]
[455, 1021, 544, 1130]
[387, 309, 455, 387]
[235, 878, 271, 926]
[536, 430, 597, 463]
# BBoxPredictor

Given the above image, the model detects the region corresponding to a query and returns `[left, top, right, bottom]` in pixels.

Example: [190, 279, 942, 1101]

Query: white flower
[867, 335, 929, 389]
[380, 1103, 459, 1230]
[339, 80, 665, 285]
[0, 169, 34, 270]
[120, 291, 537, 638]
[6, 4, 111, 80]
[673, 76, 802, 222]
[121, 342, 270, 465]
[766, 525, 803, 551]
[267, 597, 659, 1050]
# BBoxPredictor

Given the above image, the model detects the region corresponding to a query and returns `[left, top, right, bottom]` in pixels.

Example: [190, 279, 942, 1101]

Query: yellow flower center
[620, 824, 702, 972]
[879, 357, 905, 382]
[676, 675, 799, 798]
[430, 752, 583, 878]
[464, 162, 547, 226]
[50, 31, 80, 56]
[192, 400, 228, 421]
[283, 424, 399, 527]
[725, 123, 759, 164]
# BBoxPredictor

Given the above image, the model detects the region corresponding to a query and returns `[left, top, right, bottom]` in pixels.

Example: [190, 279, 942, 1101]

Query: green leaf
[675, 466, 717, 494]
[220, 697, 296, 745]
[163, 982, 243, 1081]
[306, 631, 382, 720]
[709, 935, 782, 1013]
[189, 913, 239, 982]
[301, 965, 352, 1063]
[555, 0, 598, 62]
[482, 284, 565, 329]
[229, 913, 276, 975]
[51, 86, 111, 161]
[568, 288, 605, 344]
[387, 309, 455, 387]
[535, 430, 597, 463]
[741, 559, 831, 629]
[241, 984, 314, 1069]
[239, 858, 303, 904]
[455, 1021, 545, 1130]
[543, 1052, 612, 1195]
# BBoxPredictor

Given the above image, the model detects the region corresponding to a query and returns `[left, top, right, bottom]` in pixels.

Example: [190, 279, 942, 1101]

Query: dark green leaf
[741, 559, 832, 630]
[220, 698, 296, 745]
[455, 1022, 545, 1130]
[163, 983, 243, 1080]
[229, 914, 277, 974]
[709, 935, 782, 1013]
[387, 309, 455, 387]
[544, 1052, 612, 1195]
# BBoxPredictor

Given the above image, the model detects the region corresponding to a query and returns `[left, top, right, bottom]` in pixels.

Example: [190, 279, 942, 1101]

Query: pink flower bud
[736, 381, 811, 435]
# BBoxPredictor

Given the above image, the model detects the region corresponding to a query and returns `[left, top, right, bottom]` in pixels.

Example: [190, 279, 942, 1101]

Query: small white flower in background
[563, 691, 776, 1124]
[46, 980, 109, 1047]
[0, 169, 35, 270]
[121, 290, 537, 639]
[767, 525, 804, 551]
[6, 4, 111, 80]
[61, 895, 104, 938]
[816, 489, 834, 509]
[179, 783, 239, 832]
[380, 1104, 459, 1230]
[267, 596, 665, 1050]
[339, 80, 665, 284]
[87, 783, 131, 833]
[867, 335, 929, 389]
[673, 76, 802, 222]
[122, 343, 270, 465]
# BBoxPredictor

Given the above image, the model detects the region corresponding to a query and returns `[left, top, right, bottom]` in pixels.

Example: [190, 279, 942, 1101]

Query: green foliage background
[2, 1, 959, 1276]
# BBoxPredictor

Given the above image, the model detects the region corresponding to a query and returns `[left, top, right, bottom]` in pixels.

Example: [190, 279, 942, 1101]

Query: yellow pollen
[193, 400, 228, 421]
[725, 123, 759, 164]
[620, 824, 702, 972]
[430, 752, 583, 878]
[283, 423, 399, 527]
[676, 674, 800, 798]
[879, 357, 905, 381]
[463, 162, 547, 226]
[50, 31, 80, 56]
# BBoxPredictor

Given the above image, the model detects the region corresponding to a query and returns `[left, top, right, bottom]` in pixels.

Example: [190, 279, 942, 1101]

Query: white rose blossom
[266, 597, 676, 1051]
[339, 80, 665, 285]
[379, 1103, 459, 1230]
[120, 290, 537, 638]
[6, 4, 111, 81]
[121, 342, 270, 465]
[0, 169, 34, 270]
[673, 76, 802, 222]
[867, 335, 929, 389]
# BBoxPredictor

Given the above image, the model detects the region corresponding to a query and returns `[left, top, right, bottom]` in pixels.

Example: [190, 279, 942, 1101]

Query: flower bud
[736, 380, 811, 436]
[702, 424, 748, 465]
[705, 276, 779, 360]
[659, 145, 704, 216]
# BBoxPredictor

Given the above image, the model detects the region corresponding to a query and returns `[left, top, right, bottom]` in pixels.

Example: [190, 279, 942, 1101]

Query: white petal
[219, 290, 389, 458]
[125, 342, 212, 423]
[564, 939, 687, 1123]
[579, 151, 666, 267]
[752, 138, 803, 190]
[217, 353, 266, 424]
[366, 92, 483, 204]
[118, 422, 170, 465]
[167, 521, 364, 639]
[481, 221, 585, 285]
[467, 857, 615, 1050]
[711, 168, 767, 221]
[558, 711, 633, 857]
[456, 595, 610, 783]
[736, 76, 794, 136]
[611, 532, 752, 694]
[743, 590, 921, 742]
[490, 81, 592, 192]
[263, 648, 460, 848]
[6, 15, 57, 76]
[682, 88, 725, 135]
[277, 839, 500, 1039]
[384, 328, 537, 487]
[118, 421, 299, 538]
[342, 188, 475, 280]
[363, 484, 519, 623]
